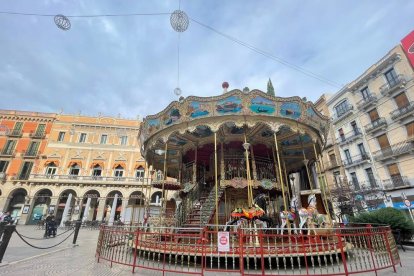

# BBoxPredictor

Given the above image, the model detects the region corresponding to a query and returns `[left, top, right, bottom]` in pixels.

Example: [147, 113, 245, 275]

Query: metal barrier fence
[95, 224, 400, 275]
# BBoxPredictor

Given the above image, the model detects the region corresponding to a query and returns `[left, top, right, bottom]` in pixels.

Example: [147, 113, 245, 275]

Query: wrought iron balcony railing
[364, 118, 387, 134]
[383, 176, 414, 191]
[23, 150, 38, 158]
[323, 160, 341, 171]
[390, 102, 414, 121]
[373, 140, 414, 161]
[332, 104, 354, 123]
[0, 149, 15, 157]
[342, 153, 370, 168]
[356, 94, 378, 110]
[350, 180, 382, 192]
[8, 129, 22, 137]
[337, 128, 363, 145]
[30, 131, 46, 139]
[380, 74, 407, 96]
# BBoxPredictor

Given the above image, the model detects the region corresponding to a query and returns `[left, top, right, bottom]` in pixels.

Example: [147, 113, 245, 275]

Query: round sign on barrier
[404, 199, 411, 207]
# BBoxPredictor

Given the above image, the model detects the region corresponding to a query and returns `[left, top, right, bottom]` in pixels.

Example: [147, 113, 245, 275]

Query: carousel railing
[96, 224, 400, 275]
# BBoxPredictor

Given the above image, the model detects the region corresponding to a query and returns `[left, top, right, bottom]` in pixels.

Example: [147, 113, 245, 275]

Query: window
[46, 163, 57, 176]
[18, 161, 33, 180]
[365, 168, 376, 188]
[100, 134, 108, 144]
[338, 128, 345, 141]
[2, 140, 16, 154]
[136, 166, 145, 179]
[377, 134, 390, 151]
[329, 153, 337, 166]
[12, 122, 23, 134]
[0, 160, 9, 173]
[35, 124, 46, 136]
[79, 133, 87, 143]
[57, 131, 65, 142]
[333, 171, 340, 186]
[335, 100, 350, 117]
[69, 163, 80, 176]
[151, 191, 162, 205]
[26, 141, 40, 156]
[387, 163, 403, 186]
[406, 122, 414, 139]
[344, 149, 352, 163]
[357, 143, 366, 156]
[368, 109, 380, 123]
[394, 92, 409, 109]
[351, 121, 359, 134]
[360, 87, 370, 100]
[92, 165, 102, 176]
[384, 68, 398, 87]
[114, 165, 124, 178]
[350, 172, 360, 190]
[120, 136, 128, 146]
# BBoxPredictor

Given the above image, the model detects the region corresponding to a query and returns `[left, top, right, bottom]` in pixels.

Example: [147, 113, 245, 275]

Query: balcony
[0, 149, 15, 157]
[332, 104, 354, 124]
[23, 150, 38, 158]
[342, 153, 371, 168]
[7, 129, 22, 137]
[373, 140, 414, 161]
[337, 128, 363, 146]
[351, 180, 382, 192]
[30, 131, 46, 139]
[380, 74, 407, 96]
[364, 118, 388, 135]
[383, 176, 414, 191]
[356, 94, 378, 110]
[323, 160, 341, 171]
[29, 174, 151, 185]
[390, 102, 414, 121]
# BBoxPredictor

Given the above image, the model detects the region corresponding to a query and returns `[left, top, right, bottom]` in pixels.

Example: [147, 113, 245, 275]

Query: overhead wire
[0, 9, 344, 89]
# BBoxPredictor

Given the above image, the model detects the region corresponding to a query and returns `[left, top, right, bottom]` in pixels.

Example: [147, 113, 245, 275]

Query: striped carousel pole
[160, 142, 168, 226]
[214, 132, 219, 230]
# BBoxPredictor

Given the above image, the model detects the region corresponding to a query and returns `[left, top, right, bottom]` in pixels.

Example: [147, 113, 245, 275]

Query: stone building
[0, 112, 167, 225]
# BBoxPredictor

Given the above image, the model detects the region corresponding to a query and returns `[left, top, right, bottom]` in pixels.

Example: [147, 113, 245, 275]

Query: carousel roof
[138, 89, 330, 173]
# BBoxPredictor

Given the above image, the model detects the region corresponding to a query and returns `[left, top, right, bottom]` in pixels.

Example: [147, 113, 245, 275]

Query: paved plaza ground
[1, 225, 414, 275]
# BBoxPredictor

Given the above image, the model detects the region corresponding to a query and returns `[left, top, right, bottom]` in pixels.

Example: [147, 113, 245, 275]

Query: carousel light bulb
[242, 142, 250, 150]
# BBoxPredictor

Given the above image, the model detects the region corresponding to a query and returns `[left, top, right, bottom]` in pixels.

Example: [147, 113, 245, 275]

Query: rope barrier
[14, 229, 74, 250]
[16, 227, 74, 240]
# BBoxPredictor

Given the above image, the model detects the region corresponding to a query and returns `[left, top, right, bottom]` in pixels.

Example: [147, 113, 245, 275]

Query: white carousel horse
[279, 195, 298, 234]
[298, 194, 326, 235]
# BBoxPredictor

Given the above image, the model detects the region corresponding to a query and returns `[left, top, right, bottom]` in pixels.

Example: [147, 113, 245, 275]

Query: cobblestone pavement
[1, 226, 414, 275]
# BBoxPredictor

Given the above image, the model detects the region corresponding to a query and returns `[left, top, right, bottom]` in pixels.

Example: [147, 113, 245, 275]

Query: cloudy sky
[0, 1, 413, 119]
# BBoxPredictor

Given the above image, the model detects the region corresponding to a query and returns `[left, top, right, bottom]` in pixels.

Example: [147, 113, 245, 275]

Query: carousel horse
[298, 194, 326, 234]
[279, 195, 298, 234]
[224, 193, 273, 231]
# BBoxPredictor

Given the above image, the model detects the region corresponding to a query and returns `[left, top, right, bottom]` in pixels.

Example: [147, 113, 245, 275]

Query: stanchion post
[72, 220, 82, 245]
[0, 224, 16, 263]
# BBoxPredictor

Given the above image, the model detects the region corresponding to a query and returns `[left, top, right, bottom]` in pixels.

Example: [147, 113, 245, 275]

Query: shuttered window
[377, 134, 390, 150]
[394, 93, 409, 108]
[368, 109, 379, 122]
[406, 122, 414, 138]
[387, 164, 400, 177]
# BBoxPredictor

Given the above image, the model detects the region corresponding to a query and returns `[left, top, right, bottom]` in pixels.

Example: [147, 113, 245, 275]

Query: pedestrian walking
[44, 214, 52, 238]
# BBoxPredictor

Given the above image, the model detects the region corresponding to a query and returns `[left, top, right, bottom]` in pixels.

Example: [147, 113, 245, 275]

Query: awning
[45, 160, 60, 167]
[134, 162, 146, 169]
[112, 162, 126, 169]
[90, 161, 104, 169]
[67, 161, 82, 168]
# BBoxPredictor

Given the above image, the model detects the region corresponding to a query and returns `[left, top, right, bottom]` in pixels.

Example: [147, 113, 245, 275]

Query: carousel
[96, 84, 400, 275]
[139, 83, 333, 233]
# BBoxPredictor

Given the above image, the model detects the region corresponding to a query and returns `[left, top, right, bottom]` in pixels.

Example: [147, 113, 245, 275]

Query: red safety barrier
[95, 224, 400, 275]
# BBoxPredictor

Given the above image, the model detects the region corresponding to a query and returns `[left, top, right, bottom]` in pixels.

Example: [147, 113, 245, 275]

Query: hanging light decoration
[54, 14, 71, 31]
[170, 10, 189, 32]
[174, 87, 182, 96]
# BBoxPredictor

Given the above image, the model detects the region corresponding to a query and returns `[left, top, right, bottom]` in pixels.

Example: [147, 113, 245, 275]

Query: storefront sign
[217, 231, 230, 252]
[401, 30, 414, 69]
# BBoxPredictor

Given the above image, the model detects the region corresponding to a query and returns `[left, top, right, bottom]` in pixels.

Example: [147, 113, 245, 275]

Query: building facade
[328, 43, 414, 214]
[0, 113, 169, 225]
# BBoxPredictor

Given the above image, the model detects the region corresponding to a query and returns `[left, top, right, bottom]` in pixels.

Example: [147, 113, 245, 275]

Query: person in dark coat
[44, 214, 52, 238]
[47, 215, 57, 237]
[2, 212, 13, 225]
